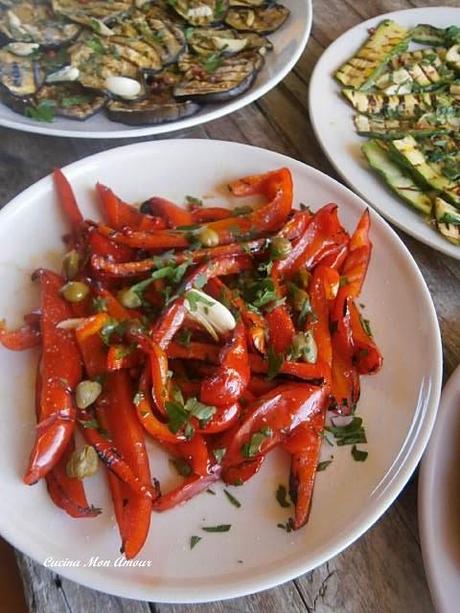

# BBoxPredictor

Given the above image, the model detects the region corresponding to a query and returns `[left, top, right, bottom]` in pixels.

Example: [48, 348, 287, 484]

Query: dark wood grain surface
[1, 1, 459, 611]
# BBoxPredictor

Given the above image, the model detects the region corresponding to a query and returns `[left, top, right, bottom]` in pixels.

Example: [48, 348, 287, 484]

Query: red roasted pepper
[349, 301, 383, 375]
[96, 183, 165, 232]
[265, 306, 296, 354]
[23, 270, 82, 484]
[53, 169, 83, 229]
[146, 196, 194, 228]
[152, 468, 221, 512]
[0, 319, 41, 350]
[340, 209, 371, 299]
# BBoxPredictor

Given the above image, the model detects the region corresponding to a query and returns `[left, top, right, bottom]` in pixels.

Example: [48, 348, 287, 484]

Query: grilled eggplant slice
[52, 0, 132, 27]
[70, 35, 158, 90]
[170, 1, 229, 26]
[229, 0, 267, 5]
[0, 1, 81, 47]
[335, 20, 409, 90]
[225, 4, 289, 34]
[35, 81, 105, 119]
[187, 26, 271, 55]
[362, 139, 433, 215]
[106, 68, 200, 124]
[343, 89, 457, 118]
[0, 47, 42, 95]
[175, 50, 263, 102]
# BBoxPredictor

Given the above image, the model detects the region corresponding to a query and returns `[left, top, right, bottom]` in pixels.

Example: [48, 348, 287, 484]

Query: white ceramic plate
[419, 364, 460, 613]
[0, 140, 442, 602]
[309, 7, 460, 260]
[0, 0, 311, 139]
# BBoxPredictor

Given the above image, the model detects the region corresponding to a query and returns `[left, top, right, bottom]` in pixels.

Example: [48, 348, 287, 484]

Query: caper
[75, 380, 102, 409]
[61, 281, 89, 303]
[295, 269, 311, 290]
[270, 237, 292, 260]
[291, 287, 309, 312]
[117, 287, 142, 309]
[198, 227, 219, 247]
[66, 445, 98, 480]
[289, 331, 318, 364]
[62, 250, 80, 281]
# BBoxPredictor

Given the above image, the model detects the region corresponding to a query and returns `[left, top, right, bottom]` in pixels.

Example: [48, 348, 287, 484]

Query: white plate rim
[308, 6, 460, 261]
[419, 363, 460, 613]
[0, 139, 443, 603]
[0, 1, 312, 139]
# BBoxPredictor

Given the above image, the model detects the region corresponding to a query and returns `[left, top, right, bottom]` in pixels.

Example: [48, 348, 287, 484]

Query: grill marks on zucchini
[354, 112, 459, 139]
[435, 198, 460, 245]
[343, 90, 459, 119]
[35, 82, 105, 120]
[335, 20, 409, 91]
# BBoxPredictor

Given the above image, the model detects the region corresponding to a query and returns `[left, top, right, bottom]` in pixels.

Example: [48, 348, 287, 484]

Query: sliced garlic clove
[187, 5, 213, 19]
[46, 65, 80, 83]
[57, 318, 86, 330]
[105, 75, 142, 99]
[212, 37, 247, 53]
[90, 18, 114, 37]
[5, 42, 39, 56]
[185, 289, 236, 339]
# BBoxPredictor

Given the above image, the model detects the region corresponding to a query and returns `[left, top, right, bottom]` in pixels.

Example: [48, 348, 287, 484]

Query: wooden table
[1, 1, 459, 611]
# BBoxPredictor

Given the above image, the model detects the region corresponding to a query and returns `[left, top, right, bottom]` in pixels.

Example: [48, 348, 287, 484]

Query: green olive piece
[290, 331, 318, 364]
[270, 237, 292, 260]
[198, 227, 219, 247]
[62, 250, 80, 281]
[66, 445, 98, 480]
[61, 281, 90, 303]
[291, 287, 309, 312]
[117, 287, 143, 309]
[75, 380, 102, 409]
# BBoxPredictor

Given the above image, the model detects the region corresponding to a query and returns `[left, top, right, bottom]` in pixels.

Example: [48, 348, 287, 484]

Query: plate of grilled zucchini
[309, 7, 460, 258]
[0, 0, 311, 137]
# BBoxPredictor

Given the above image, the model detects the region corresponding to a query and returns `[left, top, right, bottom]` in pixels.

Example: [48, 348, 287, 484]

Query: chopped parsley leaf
[351, 445, 368, 462]
[202, 524, 231, 533]
[241, 427, 272, 458]
[190, 535, 201, 549]
[267, 346, 283, 380]
[224, 489, 241, 509]
[275, 484, 291, 508]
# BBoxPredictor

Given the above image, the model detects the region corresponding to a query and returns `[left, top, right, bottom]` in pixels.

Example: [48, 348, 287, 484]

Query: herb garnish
[190, 535, 201, 549]
[165, 394, 216, 435]
[275, 484, 291, 508]
[241, 427, 272, 458]
[202, 51, 224, 73]
[267, 346, 283, 380]
[185, 290, 214, 312]
[277, 520, 294, 533]
[206, 488, 216, 495]
[325, 417, 367, 446]
[213, 448, 226, 463]
[177, 329, 192, 347]
[170, 458, 192, 477]
[224, 489, 241, 509]
[317, 459, 333, 471]
[202, 524, 231, 533]
[351, 445, 368, 462]
[186, 195, 203, 207]
[25, 100, 56, 123]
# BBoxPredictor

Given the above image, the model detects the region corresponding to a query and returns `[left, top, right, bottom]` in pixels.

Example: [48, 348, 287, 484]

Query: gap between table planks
[0, 0, 459, 611]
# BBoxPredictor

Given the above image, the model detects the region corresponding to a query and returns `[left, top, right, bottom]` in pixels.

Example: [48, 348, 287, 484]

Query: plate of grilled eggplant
[309, 6, 460, 259]
[0, 0, 311, 137]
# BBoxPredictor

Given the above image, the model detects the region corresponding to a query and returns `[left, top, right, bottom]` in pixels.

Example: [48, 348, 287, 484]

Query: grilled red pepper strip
[330, 291, 360, 414]
[196, 402, 240, 434]
[152, 468, 221, 512]
[146, 196, 194, 228]
[191, 207, 232, 223]
[96, 184, 165, 232]
[285, 410, 325, 529]
[24, 270, 82, 485]
[0, 319, 41, 350]
[206, 278, 266, 354]
[249, 353, 328, 381]
[265, 306, 296, 354]
[222, 457, 264, 486]
[349, 301, 383, 375]
[98, 168, 293, 250]
[135, 366, 183, 444]
[31, 360, 99, 518]
[107, 345, 143, 371]
[75, 313, 111, 379]
[222, 383, 328, 469]
[46, 437, 101, 519]
[272, 204, 348, 278]
[176, 434, 211, 477]
[200, 322, 250, 406]
[88, 228, 135, 262]
[340, 209, 371, 299]
[167, 341, 220, 363]
[53, 169, 83, 229]
[96, 371, 153, 558]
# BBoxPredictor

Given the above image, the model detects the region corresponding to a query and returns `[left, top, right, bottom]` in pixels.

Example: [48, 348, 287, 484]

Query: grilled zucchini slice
[0, 47, 42, 95]
[225, 4, 289, 34]
[35, 81, 105, 119]
[362, 139, 432, 215]
[343, 90, 457, 118]
[410, 24, 445, 46]
[435, 197, 460, 245]
[389, 135, 460, 206]
[335, 20, 409, 91]
[446, 44, 460, 72]
[0, 1, 81, 47]
[354, 112, 459, 139]
[175, 50, 263, 102]
[186, 26, 271, 55]
[169, 1, 229, 26]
